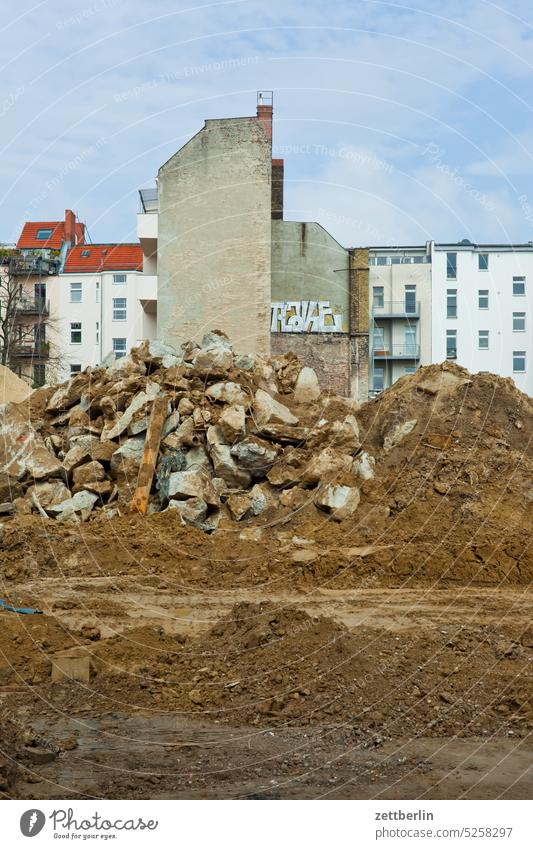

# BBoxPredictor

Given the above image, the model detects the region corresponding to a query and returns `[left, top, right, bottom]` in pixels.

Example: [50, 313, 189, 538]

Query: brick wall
[271, 332, 351, 396]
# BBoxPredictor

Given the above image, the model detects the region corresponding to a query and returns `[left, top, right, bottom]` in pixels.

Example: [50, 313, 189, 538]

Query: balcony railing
[373, 344, 420, 359]
[139, 187, 158, 213]
[11, 342, 50, 359]
[10, 257, 60, 276]
[372, 300, 420, 318]
[15, 297, 50, 317]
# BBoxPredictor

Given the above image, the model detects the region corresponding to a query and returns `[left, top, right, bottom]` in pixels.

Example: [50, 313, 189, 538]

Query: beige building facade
[156, 98, 273, 356]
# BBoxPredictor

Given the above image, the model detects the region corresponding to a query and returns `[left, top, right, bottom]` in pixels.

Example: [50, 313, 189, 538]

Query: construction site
[0, 329, 531, 800]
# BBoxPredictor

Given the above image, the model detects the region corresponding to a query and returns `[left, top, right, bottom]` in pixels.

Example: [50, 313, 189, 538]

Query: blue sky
[1, 0, 533, 246]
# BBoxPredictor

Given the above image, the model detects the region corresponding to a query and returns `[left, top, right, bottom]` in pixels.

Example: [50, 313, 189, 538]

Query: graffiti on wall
[271, 300, 345, 333]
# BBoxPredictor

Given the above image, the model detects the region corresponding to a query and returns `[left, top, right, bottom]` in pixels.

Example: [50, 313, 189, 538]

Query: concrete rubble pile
[0, 331, 373, 531]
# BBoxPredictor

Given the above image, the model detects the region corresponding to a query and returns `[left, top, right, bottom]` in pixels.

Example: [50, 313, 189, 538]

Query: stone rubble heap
[0, 331, 375, 530]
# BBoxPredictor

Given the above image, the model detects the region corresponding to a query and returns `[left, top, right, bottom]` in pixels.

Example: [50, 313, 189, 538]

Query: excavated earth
[0, 347, 532, 800]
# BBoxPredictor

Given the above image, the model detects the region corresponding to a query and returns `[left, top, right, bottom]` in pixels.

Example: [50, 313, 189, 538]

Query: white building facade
[368, 245, 432, 393]
[49, 257, 156, 381]
[431, 242, 532, 396]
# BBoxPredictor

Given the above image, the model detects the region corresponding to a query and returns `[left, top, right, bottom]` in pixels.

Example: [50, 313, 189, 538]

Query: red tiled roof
[63, 244, 143, 273]
[17, 220, 86, 250]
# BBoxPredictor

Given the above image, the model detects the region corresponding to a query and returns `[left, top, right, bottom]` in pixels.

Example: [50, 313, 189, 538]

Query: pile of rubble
[0, 331, 371, 530]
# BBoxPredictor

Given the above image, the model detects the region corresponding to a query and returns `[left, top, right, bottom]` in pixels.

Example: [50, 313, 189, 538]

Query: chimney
[64, 209, 76, 246]
[256, 90, 273, 139]
[271, 159, 284, 220]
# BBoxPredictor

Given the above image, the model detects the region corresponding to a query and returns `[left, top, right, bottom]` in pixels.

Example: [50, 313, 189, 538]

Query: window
[404, 366, 416, 375]
[81, 249, 90, 257]
[112, 338, 127, 359]
[513, 276, 525, 296]
[446, 329, 457, 359]
[70, 281, 82, 303]
[373, 366, 385, 391]
[96, 281, 100, 303]
[513, 351, 526, 372]
[405, 284, 416, 314]
[36, 228, 53, 240]
[446, 289, 457, 318]
[446, 252, 457, 279]
[33, 364, 46, 387]
[478, 253, 489, 271]
[112, 297, 127, 321]
[96, 321, 100, 344]
[376, 256, 388, 266]
[70, 322, 82, 344]
[478, 289, 489, 309]
[404, 326, 417, 356]
[478, 330, 489, 349]
[113, 273, 127, 284]
[70, 364, 82, 374]
[513, 312, 526, 332]
[373, 326, 385, 351]
[373, 286, 384, 309]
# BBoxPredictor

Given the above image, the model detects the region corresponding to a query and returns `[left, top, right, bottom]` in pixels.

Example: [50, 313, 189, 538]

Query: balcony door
[404, 326, 417, 356]
[404, 284, 416, 314]
[34, 282, 46, 310]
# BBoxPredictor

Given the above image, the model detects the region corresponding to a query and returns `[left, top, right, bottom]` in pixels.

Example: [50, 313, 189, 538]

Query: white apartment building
[431, 241, 532, 396]
[368, 245, 432, 393]
[49, 243, 156, 381]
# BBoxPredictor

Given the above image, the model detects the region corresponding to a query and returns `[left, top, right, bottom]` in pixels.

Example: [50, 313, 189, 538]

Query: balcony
[373, 344, 420, 360]
[14, 297, 49, 317]
[10, 257, 60, 276]
[372, 300, 420, 319]
[11, 342, 50, 359]
[139, 187, 158, 214]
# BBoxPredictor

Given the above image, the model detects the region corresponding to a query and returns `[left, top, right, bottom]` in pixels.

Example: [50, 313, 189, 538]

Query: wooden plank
[130, 395, 168, 516]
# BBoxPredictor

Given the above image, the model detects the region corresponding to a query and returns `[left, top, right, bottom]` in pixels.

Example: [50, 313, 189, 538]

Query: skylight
[36, 228, 53, 240]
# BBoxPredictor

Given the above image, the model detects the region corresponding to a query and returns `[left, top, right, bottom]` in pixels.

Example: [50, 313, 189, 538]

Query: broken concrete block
[72, 461, 106, 487]
[0, 472, 23, 502]
[294, 367, 321, 404]
[253, 388, 298, 427]
[383, 419, 417, 452]
[279, 487, 307, 510]
[46, 374, 88, 412]
[230, 436, 278, 477]
[209, 444, 252, 488]
[314, 484, 360, 521]
[63, 443, 92, 474]
[218, 405, 246, 443]
[51, 648, 92, 683]
[201, 329, 232, 351]
[206, 381, 249, 406]
[105, 383, 160, 440]
[234, 353, 255, 371]
[177, 397, 195, 417]
[110, 436, 145, 478]
[47, 489, 98, 520]
[352, 452, 376, 480]
[167, 496, 208, 527]
[27, 480, 71, 510]
[184, 446, 213, 474]
[302, 447, 353, 485]
[192, 346, 233, 377]
[162, 409, 181, 438]
[167, 470, 219, 507]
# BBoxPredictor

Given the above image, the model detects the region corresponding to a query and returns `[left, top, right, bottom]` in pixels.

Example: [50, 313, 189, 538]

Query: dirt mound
[23, 601, 522, 739]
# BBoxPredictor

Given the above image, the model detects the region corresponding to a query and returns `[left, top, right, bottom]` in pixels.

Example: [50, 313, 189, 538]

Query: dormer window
[36, 228, 53, 240]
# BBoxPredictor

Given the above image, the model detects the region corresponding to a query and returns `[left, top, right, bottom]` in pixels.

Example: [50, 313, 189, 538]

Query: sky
[1, 0, 533, 247]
